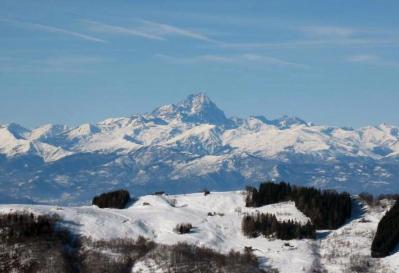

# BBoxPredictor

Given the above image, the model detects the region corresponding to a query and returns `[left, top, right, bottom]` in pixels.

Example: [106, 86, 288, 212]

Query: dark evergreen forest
[245, 182, 352, 229]
[371, 200, 399, 258]
[242, 213, 316, 240]
[92, 189, 131, 209]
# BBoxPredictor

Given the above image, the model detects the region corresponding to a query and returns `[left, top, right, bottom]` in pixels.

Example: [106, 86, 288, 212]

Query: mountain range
[1, 93, 398, 205]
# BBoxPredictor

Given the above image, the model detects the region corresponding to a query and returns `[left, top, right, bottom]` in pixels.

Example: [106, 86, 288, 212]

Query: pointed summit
[153, 93, 230, 125]
[179, 92, 212, 109]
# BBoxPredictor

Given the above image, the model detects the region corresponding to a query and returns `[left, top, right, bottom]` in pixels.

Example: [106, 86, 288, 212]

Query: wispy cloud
[155, 53, 307, 68]
[218, 25, 399, 49]
[82, 19, 218, 43]
[137, 19, 219, 43]
[220, 38, 398, 49]
[1, 18, 106, 43]
[348, 54, 380, 63]
[82, 20, 165, 40]
[299, 26, 356, 38]
[347, 54, 399, 67]
[39, 55, 106, 67]
[76, 18, 399, 50]
[0, 55, 107, 73]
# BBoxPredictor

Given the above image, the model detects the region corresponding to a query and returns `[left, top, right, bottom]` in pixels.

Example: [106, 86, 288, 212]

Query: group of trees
[246, 182, 292, 207]
[92, 189, 131, 209]
[371, 200, 399, 258]
[157, 242, 270, 273]
[246, 182, 352, 229]
[358, 192, 399, 207]
[0, 212, 61, 240]
[242, 213, 316, 240]
[78, 237, 272, 273]
[0, 212, 76, 273]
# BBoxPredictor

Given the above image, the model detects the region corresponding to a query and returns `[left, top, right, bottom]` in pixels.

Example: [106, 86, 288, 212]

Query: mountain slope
[0, 93, 398, 204]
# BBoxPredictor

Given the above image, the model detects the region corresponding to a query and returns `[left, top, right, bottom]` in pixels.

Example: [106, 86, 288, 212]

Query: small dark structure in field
[92, 189, 131, 209]
[174, 223, 193, 234]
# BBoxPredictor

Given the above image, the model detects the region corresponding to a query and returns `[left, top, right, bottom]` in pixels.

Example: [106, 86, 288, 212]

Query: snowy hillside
[0, 191, 398, 273]
[1, 93, 399, 204]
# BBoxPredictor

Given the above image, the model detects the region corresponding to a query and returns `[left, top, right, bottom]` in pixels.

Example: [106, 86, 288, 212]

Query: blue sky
[1, 0, 398, 128]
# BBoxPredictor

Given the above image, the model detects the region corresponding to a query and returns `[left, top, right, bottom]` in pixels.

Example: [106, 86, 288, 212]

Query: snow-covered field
[1, 191, 398, 272]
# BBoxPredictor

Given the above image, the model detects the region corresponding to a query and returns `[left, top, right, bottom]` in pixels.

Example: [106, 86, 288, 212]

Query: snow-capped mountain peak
[0, 123, 71, 162]
[152, 93, 230, 125]
[179, 92, 213, 113]
[67, 123, 100, 138]
[29, 124, 69, 141]
[251, 115, 309, 129]
[272, 115, 309, 129]
[2, 123, 30, 139]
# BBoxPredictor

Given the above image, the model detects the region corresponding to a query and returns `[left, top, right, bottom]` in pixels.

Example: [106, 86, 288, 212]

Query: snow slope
[1, 191, 397, 272]
[0, 191, 314, 273]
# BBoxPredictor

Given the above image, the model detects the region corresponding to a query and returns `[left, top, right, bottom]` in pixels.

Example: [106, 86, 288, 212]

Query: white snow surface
[0, 191, 313, 273]
[1, 191, 399, 272]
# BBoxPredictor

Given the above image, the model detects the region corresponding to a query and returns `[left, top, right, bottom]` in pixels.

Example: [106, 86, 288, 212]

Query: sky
[0, 0, 398, 129]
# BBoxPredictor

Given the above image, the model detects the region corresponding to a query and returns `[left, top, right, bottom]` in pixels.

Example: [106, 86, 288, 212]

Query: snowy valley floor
[1, 191, 398, 273]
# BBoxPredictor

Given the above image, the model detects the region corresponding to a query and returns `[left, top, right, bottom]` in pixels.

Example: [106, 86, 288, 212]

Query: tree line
[371, 200, 399, 258]
[245, 182, 352, 229]
[242, 212, 316, 240]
